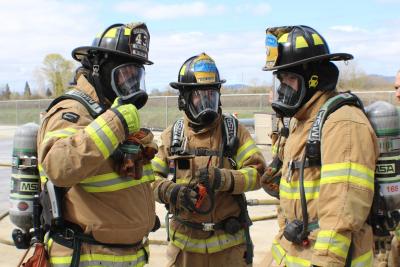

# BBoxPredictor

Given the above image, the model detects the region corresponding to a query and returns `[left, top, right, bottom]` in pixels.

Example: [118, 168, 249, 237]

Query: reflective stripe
[50, 245, 149, 267]
[80, 164, 155, 192]
[271, 144, 278, 155]
[321, 162, 374, 191]
[43, 127, 78, 144]
[38, 164, 48, 183]
[285, 255, 310, 267]
[84, 116, 119, 159]
[235, 139, 259, 169]
[238, 167, 258, 191]
[279, 179, 320, 200]
[151, 157, 168, 175]
[271, 239, 285, 264]
[314, 230, 350, 258]
[176, 177, 191, 185]
[351, 250, 373, 267]
[171, 228, 245, 254]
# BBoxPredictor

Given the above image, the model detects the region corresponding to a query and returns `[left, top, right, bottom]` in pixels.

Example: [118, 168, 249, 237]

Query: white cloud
[0, 0, 100, 91]
[325, 26, 400, 75]
[114, 1, 226, 20]
[330, 25, 366, 33]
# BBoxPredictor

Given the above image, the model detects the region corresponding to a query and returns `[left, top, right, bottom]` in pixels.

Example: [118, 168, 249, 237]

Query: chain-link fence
[0, 91, 396, 129]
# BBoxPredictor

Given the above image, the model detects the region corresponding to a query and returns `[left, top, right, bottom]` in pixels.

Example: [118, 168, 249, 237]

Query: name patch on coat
[62, 112, 80, 123]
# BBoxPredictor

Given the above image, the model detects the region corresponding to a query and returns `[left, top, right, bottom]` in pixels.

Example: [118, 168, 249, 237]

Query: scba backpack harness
[167, 114, 254, 264]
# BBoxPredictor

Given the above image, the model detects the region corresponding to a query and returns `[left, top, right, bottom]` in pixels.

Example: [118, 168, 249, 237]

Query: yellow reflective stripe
[271, 144, 278, 155]
[238, 167, 258, 191]
[85, 125, 109, 158]
[235, 139, 259, 168]
[50, 245, 148, 267]
[321, 162, 374, 190]
[43, 127, 78, 143]
[278, 33, 289, 43]
[104, 28, 117, 38]
[351, 250, 373, 267]
[176, 177, 191, 185]
[279, 179, 320, 200]
[85, 116, 120, 159]
[271, 240, 285, 264]
[38, 164, 48, 183]
[285, 255, 310, 267]
[295, 36, 308, 48]
[151, 157, 168, 175]
[171, 228, 245, 254]
[312, 33, 324, 45]
[314, 230, 350, 258]
[96, 116, 119, 150]
[80, 164, 154, 192]
[47, 238, 54, 252]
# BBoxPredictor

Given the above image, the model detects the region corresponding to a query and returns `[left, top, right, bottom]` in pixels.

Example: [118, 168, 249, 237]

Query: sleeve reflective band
[279, 179, 320, 200]
[351, 250, 373, 267]
[314, 230, 351, 259]
[43, 127, 78, 144]
[238, 167, 258, 191]
[151, 157, 168, 175]
[112, 104, 140, 134]
[84, 116, 119, 159]
[321, 162, 374, 191]
[235, 139, 259, 169]
[271, 240, 285, 264]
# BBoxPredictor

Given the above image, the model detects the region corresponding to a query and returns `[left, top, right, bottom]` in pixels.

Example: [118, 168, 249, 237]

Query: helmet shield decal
[111, 63, 146, 100]
[265, 27, 293, 69]
[128, 23, 150, 60]
[192, 54, 217, 84]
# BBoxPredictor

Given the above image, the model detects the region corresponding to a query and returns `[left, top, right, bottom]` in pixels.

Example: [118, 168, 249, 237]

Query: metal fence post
[165, 96, 168, 129]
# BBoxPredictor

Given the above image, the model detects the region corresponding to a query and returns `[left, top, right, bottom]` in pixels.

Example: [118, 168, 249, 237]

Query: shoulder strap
[306, 92, 364, 161]
[46, 89, 105, 118]
[222, 113, 239, 158]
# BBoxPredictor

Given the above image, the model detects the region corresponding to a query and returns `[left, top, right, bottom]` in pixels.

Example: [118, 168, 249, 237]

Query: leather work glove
[112, 128, 158, 179]
[196, 167, 233, 192]
[261, 156, 282, 199]
[111, 97, 140, 135]
[167, 184, 198, 213]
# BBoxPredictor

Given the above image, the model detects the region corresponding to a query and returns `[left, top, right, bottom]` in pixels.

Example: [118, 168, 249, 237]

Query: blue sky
[1, 0, 399, 93]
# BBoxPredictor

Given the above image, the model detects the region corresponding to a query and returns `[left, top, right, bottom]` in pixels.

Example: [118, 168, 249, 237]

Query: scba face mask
[271, 71, 306, 117]
[111, 63, 148, 109]
[188, 88, 220, 125]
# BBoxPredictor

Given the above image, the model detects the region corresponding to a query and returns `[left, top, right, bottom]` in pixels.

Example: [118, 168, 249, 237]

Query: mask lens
[111, 63, 146, 98]
[188, 89, 220, 119]
[273, 71, 302, 106]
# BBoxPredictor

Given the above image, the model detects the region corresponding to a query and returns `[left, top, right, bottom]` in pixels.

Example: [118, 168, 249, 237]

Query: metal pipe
[246, 199, 279, 206]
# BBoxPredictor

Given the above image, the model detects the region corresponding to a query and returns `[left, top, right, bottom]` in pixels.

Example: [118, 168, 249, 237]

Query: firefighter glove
[167, 184, 198, 212]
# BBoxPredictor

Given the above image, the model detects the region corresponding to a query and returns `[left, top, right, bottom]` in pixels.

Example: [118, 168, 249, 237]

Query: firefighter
[151, 53, 265, 267]
[37, 22, 157, 266]
[262, 25, 379, 266]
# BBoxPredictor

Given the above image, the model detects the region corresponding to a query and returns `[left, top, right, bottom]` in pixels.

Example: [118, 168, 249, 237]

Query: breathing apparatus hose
[299, 151, 309, 240]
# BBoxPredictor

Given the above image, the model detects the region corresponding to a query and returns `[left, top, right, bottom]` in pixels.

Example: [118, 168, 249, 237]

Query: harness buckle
[64, 228, 75, 240]
[202, 223, 215, 232]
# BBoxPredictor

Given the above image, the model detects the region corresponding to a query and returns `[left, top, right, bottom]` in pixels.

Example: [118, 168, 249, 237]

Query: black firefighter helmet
[263, 25, 353, 117]
[71, 23, 152, 109]
[170, 53, 226, 126]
